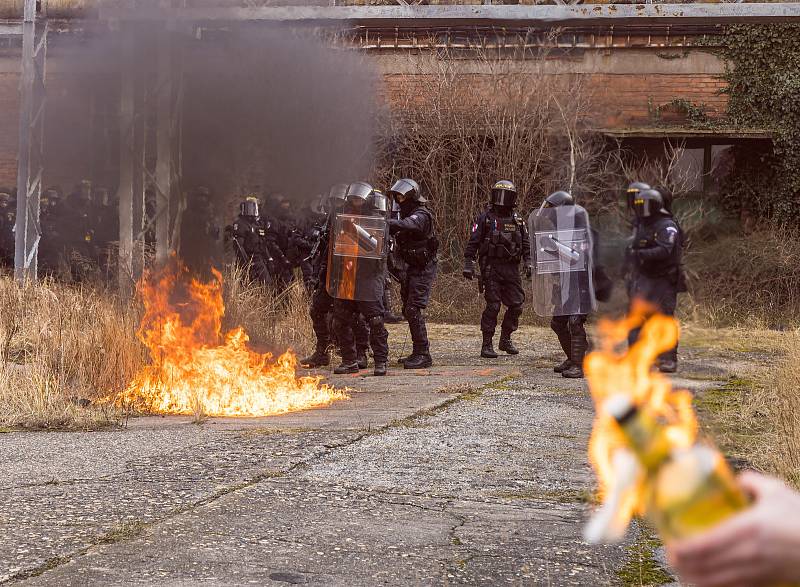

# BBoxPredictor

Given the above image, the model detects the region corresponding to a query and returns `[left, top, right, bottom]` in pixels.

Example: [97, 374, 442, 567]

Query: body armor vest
[634, 217, 682, 276]
[482, 213, 524, 262]
[396, 208, 438, 268]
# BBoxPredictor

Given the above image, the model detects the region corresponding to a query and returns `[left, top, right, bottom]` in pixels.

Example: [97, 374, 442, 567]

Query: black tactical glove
[462, 258, 475, 280]
[524, 265, 532, 279]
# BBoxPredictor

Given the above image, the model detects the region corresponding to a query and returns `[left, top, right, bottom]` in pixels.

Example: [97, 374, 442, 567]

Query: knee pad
[403, 305, 422, 321]
[506, 304, 523, 318]
[368, 315, 385, 330]
[485, 301, 501, 314]
[567, 315, 585, 335]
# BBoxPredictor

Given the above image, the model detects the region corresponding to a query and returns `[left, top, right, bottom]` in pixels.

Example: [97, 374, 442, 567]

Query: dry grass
[222, 264, 314, 356]
[685, 227, 800, 328]
[0, 264, 314, 429]
[0, 276, 145, 429]
[754, 332, 800, 487]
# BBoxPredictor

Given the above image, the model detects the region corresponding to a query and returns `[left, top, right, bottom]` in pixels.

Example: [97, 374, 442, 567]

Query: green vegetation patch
[617, 526, 674, 587]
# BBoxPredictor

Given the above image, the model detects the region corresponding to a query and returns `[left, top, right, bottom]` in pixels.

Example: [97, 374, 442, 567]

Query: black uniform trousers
[400, 260, 437, 355]
[627, 273, 679, 363]
[310, 285, 369, 356]
[550, 315, 588, 366]
[481, 260, 525, 336]
[333, 298, 388, 364]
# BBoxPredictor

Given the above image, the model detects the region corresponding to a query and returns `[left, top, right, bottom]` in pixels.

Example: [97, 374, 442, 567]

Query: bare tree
[373, 39, 615, 269]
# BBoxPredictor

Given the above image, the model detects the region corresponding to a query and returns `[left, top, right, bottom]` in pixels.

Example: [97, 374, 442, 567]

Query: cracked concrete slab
[0, 364, 508, 583]
[1, 325, 747, 585]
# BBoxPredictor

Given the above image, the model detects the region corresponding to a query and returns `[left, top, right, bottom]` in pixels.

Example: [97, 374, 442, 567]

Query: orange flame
[113, 263, 347, 417]
[585, 300, 696, 530]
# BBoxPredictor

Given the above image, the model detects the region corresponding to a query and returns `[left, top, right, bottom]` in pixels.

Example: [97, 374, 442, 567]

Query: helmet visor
[632, 197, 651, 218]
[491, 189, 517, 208]
[241, 199, 259, 217]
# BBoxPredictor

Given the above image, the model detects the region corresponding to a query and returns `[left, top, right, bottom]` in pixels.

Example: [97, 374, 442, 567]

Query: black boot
[334, 361, 359, 375]
[554, 359, 573, 373]
[300, 349, 330, 368]
[404, 353, 433, 369]
[498, 332, 519, 355]
[658, 345, 678, 373]
[357, 352, 368, 369]
[373, 361, 387, 376]
[658, 360, 677, 373]
[563, 324, 587, 379]
[397, 354, 412, 366]
[561, 363, 584, 378]
[481, 332, 498, 359]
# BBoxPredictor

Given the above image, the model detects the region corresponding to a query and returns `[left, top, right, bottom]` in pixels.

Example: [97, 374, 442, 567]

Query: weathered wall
[0, 44, 728, 188]
[0, 53, 19, 190]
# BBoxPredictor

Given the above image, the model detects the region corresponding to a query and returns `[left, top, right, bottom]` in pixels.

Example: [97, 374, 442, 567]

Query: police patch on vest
[504, 223, 517, 232]
[664, 226, 678, 244]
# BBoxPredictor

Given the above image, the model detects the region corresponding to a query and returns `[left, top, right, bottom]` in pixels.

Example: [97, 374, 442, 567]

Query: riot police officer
[225, 196, 277, 284]
[386, 178, 438, 369]
[62, 180, 98, 282]
[626, 187, 685, 373]
[463, 180, 531, 358]
[300, 184, 370, 370]
[38, 188, 63, 276]
[530, 191, 611, 379]
[181, 187, 220, 277]
[0, 191, 15, 269]
[329, 182, 390, 376]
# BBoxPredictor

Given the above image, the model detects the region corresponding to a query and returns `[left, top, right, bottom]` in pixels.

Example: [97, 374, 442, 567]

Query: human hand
[667, 471, 800, 587]
[463, 259, 475, 280]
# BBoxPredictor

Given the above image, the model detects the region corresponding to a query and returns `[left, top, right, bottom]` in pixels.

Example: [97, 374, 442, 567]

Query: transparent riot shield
[529, 204, 596, 317]
[326, 213, 388, 302]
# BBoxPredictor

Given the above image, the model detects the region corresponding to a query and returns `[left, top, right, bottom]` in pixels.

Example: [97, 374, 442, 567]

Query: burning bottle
[600, 393, 747, 542]
[583, 307, 748, 545]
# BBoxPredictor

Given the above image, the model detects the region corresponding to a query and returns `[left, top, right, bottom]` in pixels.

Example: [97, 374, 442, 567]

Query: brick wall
[585, 73, 728, 128]
[0, 71, 19, 191]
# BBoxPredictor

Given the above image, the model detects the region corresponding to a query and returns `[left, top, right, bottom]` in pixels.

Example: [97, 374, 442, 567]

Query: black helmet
[346, 181, 374, 207]
[310, 194, 326, 216]
[626, 181, 651, 211]
[633, 188, 669, 219]
[653, 186, 673, 214]
[329, 183, 349, 202]
[388, 178, 426, 204]
[543, 191, 574, 208]
[370, 189, 389, 215]
[490, 180, 517, 208]
[240, 196, 260, 218]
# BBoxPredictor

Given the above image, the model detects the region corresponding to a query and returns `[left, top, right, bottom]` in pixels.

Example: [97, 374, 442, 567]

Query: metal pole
[117, 28, 135, 297]
[154, 29, 172, 266]
[14, 0, 45, 284]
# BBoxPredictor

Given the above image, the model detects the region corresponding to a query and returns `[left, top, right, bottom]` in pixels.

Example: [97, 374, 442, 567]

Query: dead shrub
[373, 42, 617, 270]
[685, 227, 800, 328]
[221, 264, 313, 355]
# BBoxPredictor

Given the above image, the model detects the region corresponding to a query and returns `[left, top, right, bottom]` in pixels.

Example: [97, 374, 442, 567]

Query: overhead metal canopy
[95, 3, 800, 27]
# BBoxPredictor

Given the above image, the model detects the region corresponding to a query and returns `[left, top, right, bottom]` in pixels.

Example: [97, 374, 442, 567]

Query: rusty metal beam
[95, 3, 800, 27]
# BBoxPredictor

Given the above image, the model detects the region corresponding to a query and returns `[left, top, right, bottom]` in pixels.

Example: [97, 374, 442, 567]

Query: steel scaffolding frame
[13, 0, 46, 283]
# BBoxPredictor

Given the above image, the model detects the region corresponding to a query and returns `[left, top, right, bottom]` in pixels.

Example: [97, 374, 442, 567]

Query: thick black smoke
[41, 17, 378, 271]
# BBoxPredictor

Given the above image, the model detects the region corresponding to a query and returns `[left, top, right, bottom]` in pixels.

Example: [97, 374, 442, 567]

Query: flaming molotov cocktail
[583, 302, 747, 544]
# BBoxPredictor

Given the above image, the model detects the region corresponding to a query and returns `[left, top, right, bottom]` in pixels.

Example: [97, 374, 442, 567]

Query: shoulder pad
[655, 224, 679, 247]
